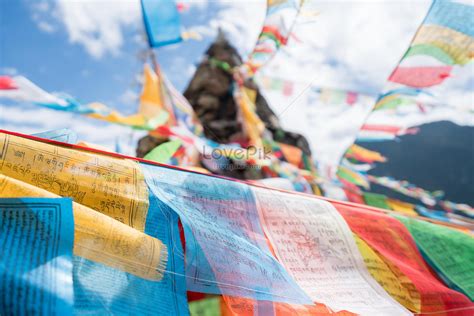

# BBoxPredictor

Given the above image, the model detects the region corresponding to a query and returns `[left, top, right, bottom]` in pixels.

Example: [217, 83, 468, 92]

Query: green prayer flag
[144, 140, 182, 164]
[363, 192, 390, 209]
[189, 297, 221, 316]
[396, 215, 474, 300]
[145, 111, 170, 130]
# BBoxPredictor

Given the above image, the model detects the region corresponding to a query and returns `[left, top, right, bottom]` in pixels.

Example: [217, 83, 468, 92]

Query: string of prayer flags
[0, 139, 188, 311]
[0, 138, 188, 314]
[358, 124, 420, 143]
[241, 0, 302, 77]
[0, 197, 75, 315]
[141, 0, 182, 47]
[307, 87, 365, 108]
[338, 0, 474, 219]
[0, 76, 75, 108]
[257, 76, 295, 97]
[367, 175, 442, 206]
[1, 129, 473, 315]
[336, 180, 471, 228]
[336, 204, 474, 314]
[350, 175, 472, 227]
[441, 200, 474, 218]
[0, 75, 169, 130]
[257, 76, 377, 176]
[258, 78, 367, 105]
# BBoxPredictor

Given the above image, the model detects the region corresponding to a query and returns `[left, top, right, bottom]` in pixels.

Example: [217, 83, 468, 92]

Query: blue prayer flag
[72, 193, 188, 315]
[141, 0, 182, 47]
[32, 128, 78, 144]
[141, 163, 312, 304]
[0, 198, 74, 315]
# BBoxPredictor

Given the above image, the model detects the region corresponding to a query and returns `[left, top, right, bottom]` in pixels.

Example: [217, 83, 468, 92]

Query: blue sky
[0, 0, 231, 114]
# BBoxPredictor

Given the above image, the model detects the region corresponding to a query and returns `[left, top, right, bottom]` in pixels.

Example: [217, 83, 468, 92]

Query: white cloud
[186, 64, 197, 78]
[0, 67, 18, 76]
[179, 0, 265, 54]
[263, 0, 432, 93]
[37, 20, 56, 33]
[30, 2, 58, 34]
[119, 88, 139, 105]
[80, 69, 90, 77]
[201, 0, 265, 55]
[58, 0, 143, 58]
[260, 84, 376, 172]
[34, 1, 50, 13]
[32, 0, 143, 58]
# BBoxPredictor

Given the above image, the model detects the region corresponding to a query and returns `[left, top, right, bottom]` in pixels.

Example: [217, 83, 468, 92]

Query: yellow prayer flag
[354, 234, 421, 312]
[238, 86, 265, 148]
[87, 102, 149, 127]
[0, 132, 149, 231]
[387, 199, 418, 216]
[139, 64, 165, 119]
[0, 174, 166, 281]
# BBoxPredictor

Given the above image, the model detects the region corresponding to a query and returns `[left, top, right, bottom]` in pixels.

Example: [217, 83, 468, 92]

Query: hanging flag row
[0, 129, 473, 315]
[240, 0, 302, 77]
[337, 0, 474, 221]
[257, 75, 370, 105]
[337, 154, 473, 226]
[0, 73, 169, 130]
